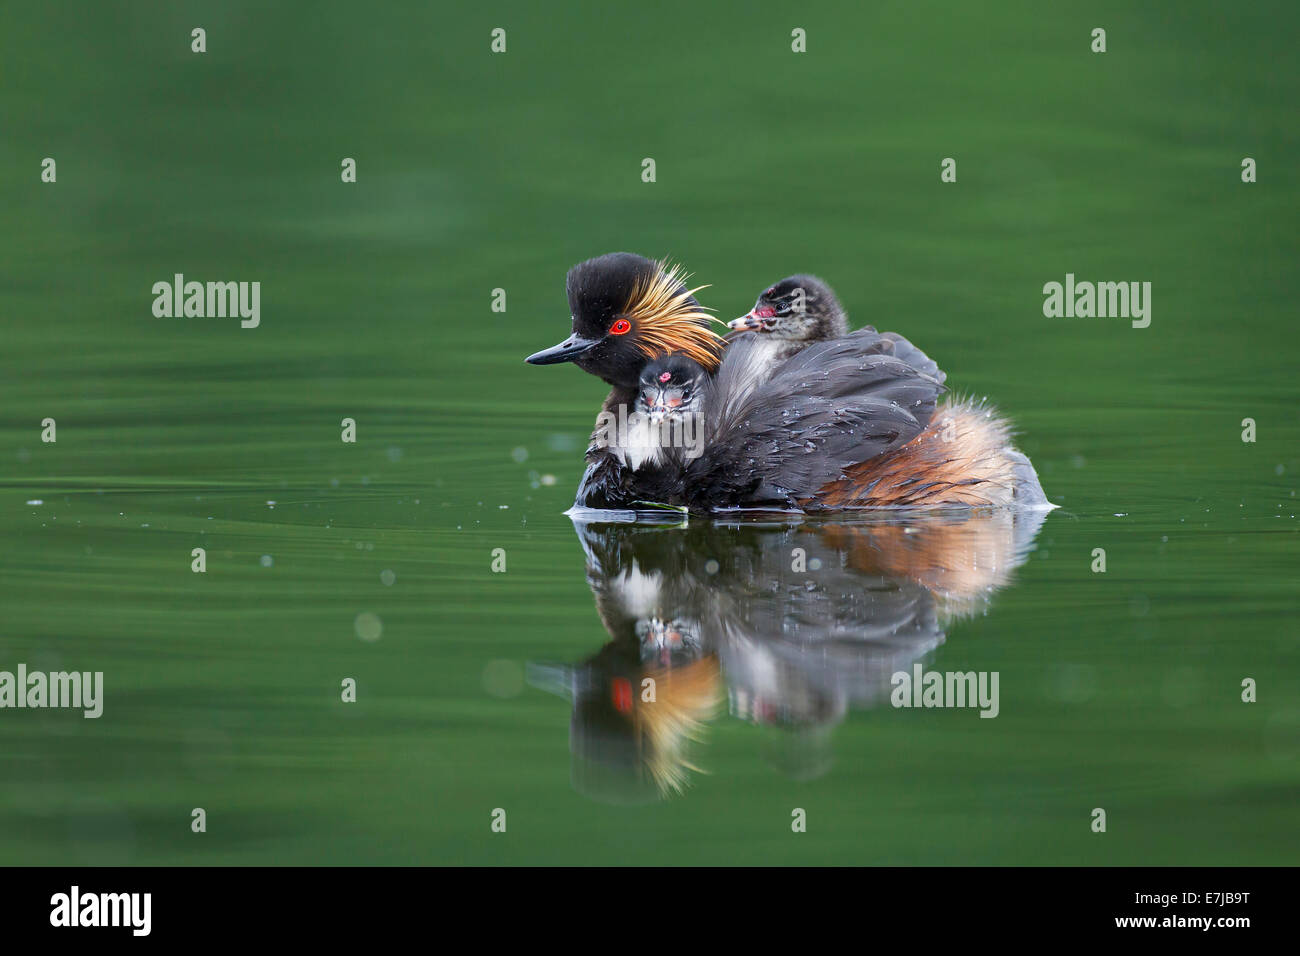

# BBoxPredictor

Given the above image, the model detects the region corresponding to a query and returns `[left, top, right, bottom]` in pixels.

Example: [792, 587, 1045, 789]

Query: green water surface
[1, 1, 1296, 864]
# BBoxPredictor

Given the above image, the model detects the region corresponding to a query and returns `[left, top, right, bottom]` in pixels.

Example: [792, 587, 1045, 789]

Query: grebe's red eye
[609, 318, 631, 336]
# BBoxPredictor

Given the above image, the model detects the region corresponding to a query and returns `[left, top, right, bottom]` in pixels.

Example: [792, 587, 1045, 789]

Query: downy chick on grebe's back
[726, 274, 849, 377]
[615, 356, 706, 473]
[726, 274, 945, 388]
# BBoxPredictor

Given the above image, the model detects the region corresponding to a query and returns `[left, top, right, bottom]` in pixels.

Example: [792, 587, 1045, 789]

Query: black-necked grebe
[526, 253, 725, 509]
[526, 253, 1049, 511]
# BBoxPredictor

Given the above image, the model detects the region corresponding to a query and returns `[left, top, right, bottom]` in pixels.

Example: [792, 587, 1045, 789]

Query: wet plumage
[526, 253, 1050, 512]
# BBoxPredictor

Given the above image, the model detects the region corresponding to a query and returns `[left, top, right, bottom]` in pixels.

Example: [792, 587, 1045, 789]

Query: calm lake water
[1, 1, 1296, 865]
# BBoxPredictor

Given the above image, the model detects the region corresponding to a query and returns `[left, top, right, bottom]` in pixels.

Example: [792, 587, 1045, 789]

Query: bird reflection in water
[528, 509, 1049, 803]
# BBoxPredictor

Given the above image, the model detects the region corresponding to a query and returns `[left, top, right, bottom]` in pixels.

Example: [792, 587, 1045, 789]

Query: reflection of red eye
[609, 318, 631, 335]
[611, 678, 633, 713]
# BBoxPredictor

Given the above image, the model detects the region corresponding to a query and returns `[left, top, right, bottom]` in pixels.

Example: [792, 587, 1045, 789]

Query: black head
[637, 355, 706, 423]
[526, 253, 724, 389]
[727, 274, 849, 343]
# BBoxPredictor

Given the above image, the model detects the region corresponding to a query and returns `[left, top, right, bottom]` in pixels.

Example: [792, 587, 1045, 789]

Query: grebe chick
[726, 274, 849, 377]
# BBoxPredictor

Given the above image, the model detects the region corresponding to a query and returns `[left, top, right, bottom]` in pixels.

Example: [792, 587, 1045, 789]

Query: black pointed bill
[525, 334, 601, 365]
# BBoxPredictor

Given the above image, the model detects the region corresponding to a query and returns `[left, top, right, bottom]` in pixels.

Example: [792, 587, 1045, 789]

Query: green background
[1, 1, 1296, 864]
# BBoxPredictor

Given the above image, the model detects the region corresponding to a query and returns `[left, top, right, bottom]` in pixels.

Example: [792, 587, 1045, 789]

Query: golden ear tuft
[634, 656, 722, 795]
[623, 261, 726, 371]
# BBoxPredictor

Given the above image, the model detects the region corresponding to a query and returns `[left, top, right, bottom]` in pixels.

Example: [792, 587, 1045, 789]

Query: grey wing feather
[686, 332, 945, 507]
[874, 332, 946, 384]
